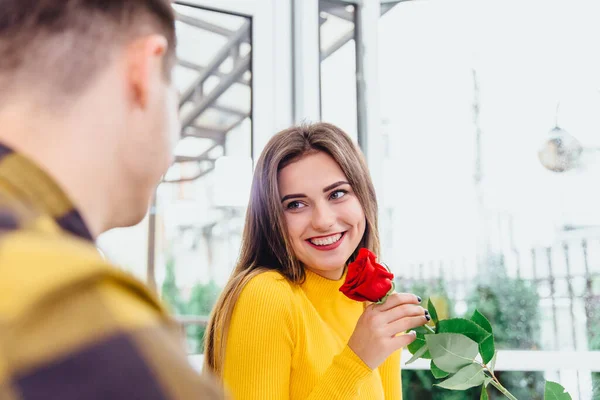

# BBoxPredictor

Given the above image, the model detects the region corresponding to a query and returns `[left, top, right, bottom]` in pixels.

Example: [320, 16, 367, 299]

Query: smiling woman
[278, 152, 366, 280]
[203, 122, 429, 399]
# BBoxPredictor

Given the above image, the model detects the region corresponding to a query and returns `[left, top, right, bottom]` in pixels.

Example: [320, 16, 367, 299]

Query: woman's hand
[347, 293, 429, 370]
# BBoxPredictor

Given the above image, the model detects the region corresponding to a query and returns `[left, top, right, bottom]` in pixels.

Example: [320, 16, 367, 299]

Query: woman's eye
[286, 201, 305, 210]
[330, 190, 347, 200]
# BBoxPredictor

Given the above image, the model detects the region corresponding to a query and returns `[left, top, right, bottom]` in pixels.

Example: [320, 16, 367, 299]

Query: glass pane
[402, 369, 551, 400]
[158, 5, 252, 355]
[379, 0, 600, 397]
[319, 0, 358, 142]
[98, 3, 253, 355]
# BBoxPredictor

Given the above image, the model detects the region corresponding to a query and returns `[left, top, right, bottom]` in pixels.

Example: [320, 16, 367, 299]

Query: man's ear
[126, 34, 168, 109]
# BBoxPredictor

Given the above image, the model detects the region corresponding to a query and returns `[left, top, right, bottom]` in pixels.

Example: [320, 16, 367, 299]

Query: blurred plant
[585, 293, 600, 397]
[161, 255, 185, 314]
[467, 254, 544, 399]
[406, 299, 570, 400]
[160, 256, 221, 354]
[185, 280, 221, 353]
[398, 276, 478, 400]
[398, 253, 556, 399]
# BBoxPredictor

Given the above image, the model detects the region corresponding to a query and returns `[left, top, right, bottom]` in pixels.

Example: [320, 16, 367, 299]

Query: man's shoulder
[0, 207, 19, 231]
[0, 213, 168, 325]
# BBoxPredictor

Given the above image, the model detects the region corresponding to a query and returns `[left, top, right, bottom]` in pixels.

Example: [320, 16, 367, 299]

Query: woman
[204, 123, 429, 399]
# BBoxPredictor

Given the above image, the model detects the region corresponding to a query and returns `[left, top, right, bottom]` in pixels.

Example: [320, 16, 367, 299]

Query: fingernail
[425, 315, 431, 321]
[417, 296, 422, 303]
[424, 309, 429, 316]
[409, 330, 417, 336]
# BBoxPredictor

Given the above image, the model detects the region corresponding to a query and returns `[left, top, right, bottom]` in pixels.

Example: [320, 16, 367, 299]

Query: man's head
[0, 0, 180, 231]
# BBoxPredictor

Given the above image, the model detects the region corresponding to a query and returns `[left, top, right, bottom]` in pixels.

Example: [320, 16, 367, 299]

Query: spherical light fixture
[538, 126, 583, 173]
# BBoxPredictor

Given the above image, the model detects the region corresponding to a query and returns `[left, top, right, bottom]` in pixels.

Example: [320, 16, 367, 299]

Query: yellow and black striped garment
[0, 144, 223, 399]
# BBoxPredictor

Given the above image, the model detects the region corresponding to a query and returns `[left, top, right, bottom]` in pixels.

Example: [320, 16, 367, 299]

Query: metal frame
[160, 2, 600, 398]
[147, 3, 255, 291]
[350, 2, 594, 398]
[292, 0, 321, 123]
[147, 0, 293, 294]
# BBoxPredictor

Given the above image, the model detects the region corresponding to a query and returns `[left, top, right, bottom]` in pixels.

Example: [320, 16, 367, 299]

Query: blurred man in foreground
[0, 1, 223, 398]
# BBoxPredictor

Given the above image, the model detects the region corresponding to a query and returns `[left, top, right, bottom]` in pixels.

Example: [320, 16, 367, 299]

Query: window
[160, 3, 252, 354]
[319, 0, 358, 142]
[378, 1, 600, 398]
[98, 2, 253, 355]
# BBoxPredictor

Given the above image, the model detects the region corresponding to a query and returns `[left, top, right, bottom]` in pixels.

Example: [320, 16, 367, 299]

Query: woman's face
[278, 151, 366, 280]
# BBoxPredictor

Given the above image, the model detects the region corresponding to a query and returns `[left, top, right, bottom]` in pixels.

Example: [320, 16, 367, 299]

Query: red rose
[339, 248, 394, 303]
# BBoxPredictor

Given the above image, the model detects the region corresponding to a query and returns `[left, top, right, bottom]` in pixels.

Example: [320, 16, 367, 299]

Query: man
[0, 1, 223, 398]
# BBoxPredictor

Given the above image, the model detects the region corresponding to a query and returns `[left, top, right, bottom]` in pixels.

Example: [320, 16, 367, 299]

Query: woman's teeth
[309, 233, 342, 246]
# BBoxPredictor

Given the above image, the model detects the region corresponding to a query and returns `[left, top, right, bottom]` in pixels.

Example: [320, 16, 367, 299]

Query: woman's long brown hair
[203, 122, 380, 377]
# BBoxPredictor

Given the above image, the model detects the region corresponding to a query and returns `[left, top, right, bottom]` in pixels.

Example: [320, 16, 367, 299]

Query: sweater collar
[0, 143, 93, 242]
[301, 267, 352, 305]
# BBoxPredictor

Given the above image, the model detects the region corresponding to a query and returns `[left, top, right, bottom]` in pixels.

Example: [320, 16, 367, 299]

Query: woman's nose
[311, 202, 335, 231]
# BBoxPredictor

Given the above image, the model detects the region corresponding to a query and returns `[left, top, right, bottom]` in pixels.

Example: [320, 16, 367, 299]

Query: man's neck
[0, 104, 115, 238]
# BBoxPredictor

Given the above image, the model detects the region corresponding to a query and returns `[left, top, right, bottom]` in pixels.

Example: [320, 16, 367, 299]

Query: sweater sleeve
[222, 272, 374, 400]
[222, 272, 295, 400]
[305, 345, 374, 400]
[378, 349, 402, 399]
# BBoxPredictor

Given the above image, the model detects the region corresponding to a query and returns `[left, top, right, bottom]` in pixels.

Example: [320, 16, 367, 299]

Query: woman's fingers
[381, 304, 428, 324]
[390, 330, 418, 349]
[385, 315, 429, 337]
[373, 292, 421, 312]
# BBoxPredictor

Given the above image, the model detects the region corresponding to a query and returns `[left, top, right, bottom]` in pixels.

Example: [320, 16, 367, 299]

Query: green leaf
[437, 318, 491, 344]
[435, 363, 486, 390]
[437, 318, 494, 364]
[406, 342, 428, 365]
[427, 298, 439, 325]
[430, 360, 449, 379]
[426, 333, 479, 373]
[484, 377, 492, 387]
[480, 386, 489, 400]
[413, 325, 432, 335]
[471, 309, 493, 334]
[470, 310, 496, 363]
[407, 332, 431, 359]
[544, 381, 572, 400]
[489, 352, 497, 373]
[479, 335, 495, 364]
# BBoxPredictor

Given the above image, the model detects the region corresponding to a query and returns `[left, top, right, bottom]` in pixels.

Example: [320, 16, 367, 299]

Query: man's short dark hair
[0, 0, 176, 98]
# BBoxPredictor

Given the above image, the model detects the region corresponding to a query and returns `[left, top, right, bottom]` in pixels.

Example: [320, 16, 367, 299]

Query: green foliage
[436, 363, 486, 391]
[407, 332, 431, 361]
[470, 310, 495, 364]
[185, 280, 221, 353]
[481, 387, 489, 400]
[161, 256, 185, 314]
[160, 257, 221, 354]
[406, 341, 429, 364]
[401, 254, 568, 399]
[467, 254, 544, 399]
[586, 294, 600, 396]
[544, 381, 572, 400]
[399, 278, 478, 400]
[426, 333, 479, 373]
[437, 319, 491, 346]
[431, 361, 450, 379]
[428, 298, 440, 326]
[406, 308, 572, 399]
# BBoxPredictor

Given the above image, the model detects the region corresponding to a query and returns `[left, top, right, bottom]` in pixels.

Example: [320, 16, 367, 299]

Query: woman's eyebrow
[281, 193, 306, 203]
[322, 181, 349, 192]
[281, 181, 349, 203]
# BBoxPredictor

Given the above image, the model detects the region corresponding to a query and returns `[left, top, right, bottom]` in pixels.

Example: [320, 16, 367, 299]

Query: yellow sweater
[222, 269, 402, 399]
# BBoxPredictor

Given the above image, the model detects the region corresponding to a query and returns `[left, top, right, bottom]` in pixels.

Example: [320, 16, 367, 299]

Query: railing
[177, 239, 600, 398]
